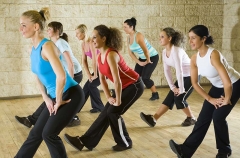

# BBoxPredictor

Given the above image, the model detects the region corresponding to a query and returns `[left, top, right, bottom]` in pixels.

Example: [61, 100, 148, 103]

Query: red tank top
[98, 48, 139, 89]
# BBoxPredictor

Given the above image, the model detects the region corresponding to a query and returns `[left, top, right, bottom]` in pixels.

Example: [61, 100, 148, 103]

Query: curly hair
[94, 25, 123, 51]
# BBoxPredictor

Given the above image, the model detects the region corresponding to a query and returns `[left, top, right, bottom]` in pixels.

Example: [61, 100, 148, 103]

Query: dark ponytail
[163, 27, 186, 48]
[189, 25, 214, 45]
[60, 32, 68, 42]
[124, 17, 137, 31]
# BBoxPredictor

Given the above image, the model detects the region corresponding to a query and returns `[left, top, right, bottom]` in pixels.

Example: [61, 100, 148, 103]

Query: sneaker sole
[140, 113, 154, 127]
[63, 135, 82, 151]
[169, 140, 182, 158]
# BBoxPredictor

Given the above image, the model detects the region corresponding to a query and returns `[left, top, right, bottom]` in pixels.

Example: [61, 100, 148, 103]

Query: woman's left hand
[112, 99, 121, 106]
[53, 99, 71, 115]
[216, 95, 232, 107]
[147, 59, 153, 64]
[90, 75, 98, 81]
[108, 97, 116, 105]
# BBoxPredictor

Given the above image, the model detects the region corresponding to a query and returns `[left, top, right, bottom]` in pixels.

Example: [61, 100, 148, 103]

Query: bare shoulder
[211, 49, 221, 58]
[42, 41, 59, 57]
[190, 53, 197, 64]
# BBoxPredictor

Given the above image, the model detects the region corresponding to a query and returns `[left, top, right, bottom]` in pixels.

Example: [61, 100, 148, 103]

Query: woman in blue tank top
[123, 17, 159, 101]
[15, 21, 83, 128]
[16, 7, 85, 158]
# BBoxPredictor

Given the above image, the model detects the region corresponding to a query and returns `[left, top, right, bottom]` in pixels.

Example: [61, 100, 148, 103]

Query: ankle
[152, 116, 157, 122]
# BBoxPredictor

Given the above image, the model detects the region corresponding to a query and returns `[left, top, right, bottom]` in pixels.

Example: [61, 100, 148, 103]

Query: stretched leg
[140, 88, 174, 127]
[182, 107, 194, 118]
[79, 103, 111, 149]
[153, 104, 169, 120]
[16, 85, 84, 158]
[15, 106, 48, 158]
[181, 86, 222, 157]
[214, 79, 240, 154]
[88, 77, 104, 112]
[26, 102, 45, 125]
[109, 79, 144, 148]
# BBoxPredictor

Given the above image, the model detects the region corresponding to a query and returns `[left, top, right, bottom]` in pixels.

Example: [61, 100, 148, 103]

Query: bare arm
[136, 32, 151, 63]
[98, 69, 111, 100]
[211, 50, 232, 106]
[89, 41, 98, 80]
[127, 36, 140, 64]
[190, 53, 209, 100]
[35, 75, 54, 112]
[42, 41, 70, 114]
[107, 51, 122, 106]
[62, 51, 74, 78]
[81, 43, 92, 80]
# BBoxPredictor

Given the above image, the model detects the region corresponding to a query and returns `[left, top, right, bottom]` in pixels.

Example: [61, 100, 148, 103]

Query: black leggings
[15, 85, 85, 158]
[27, 72, 82, 125]
[134, 55, 159, 88]
[162, 76, 193, 109]
[181, 79, 240, 157]
[80, 78, 144, 149]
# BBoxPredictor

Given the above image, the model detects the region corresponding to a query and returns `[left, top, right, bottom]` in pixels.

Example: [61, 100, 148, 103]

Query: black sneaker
[67, 117, 81, 127]
[181, 117, 197, 126]
[15, 116, 32, 128]
[140, 112, 156, 127]
[169, 139, 185, 158]
[149, 92, 159, 101]
[216, 152, 232, 158]
[112, 144, 132, 151]
[64, 134, 84, 151]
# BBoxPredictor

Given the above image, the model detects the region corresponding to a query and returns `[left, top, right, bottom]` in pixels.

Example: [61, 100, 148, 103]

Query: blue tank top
[31, 38, 77, 98]
[129, 32, 158, 59]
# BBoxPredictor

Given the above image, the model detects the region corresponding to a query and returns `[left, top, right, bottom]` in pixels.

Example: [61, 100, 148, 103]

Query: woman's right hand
[88, 74, 93, 82]
[108, 96, 116, 105]
[138, 61, 148, 66]
[43, 96, 55, 115]
[91, 75, 98, 81]
[207, 97, 225, 109]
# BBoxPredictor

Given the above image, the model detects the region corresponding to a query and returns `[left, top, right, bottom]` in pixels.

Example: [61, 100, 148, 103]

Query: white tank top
[196, 47, 239, 88]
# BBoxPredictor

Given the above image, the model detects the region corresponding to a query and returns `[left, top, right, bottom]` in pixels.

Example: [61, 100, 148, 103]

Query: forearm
[129, 52, 140, 64]
[143, 51, 150, 61]
[223, 83, 232, 101]
[83, 61, 91, 76]
[67, 64, 74, 78]
[55, 75, 66, 103]
[114, 81, 122, 102]
[36, 77, 49, 99]
[101, 80, 111, 99]
[92, 61, 98, 76]
[193, 83, 210, 101]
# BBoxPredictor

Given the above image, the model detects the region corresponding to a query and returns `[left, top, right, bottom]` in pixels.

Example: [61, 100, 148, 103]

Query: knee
[142, 79, 153, 88]
[29, 128, 42, 139]
[213, 115, 225, 124]
[42, 130, 60, 142]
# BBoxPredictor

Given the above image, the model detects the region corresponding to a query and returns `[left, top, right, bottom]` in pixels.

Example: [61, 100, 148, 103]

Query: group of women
[14, 7, 240, 158]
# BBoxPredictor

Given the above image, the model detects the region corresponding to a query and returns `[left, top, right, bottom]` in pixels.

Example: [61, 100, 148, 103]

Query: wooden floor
[0, 86, 240, 158]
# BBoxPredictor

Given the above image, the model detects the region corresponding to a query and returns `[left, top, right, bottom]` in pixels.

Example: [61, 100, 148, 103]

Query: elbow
[57, 73, 66, 84]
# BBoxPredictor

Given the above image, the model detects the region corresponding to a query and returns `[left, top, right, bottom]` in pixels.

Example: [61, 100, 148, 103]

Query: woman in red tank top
[64, 25, 144, 152]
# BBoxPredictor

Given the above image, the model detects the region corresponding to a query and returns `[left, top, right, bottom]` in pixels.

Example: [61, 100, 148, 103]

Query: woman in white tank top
[169, 25, 240, 158]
